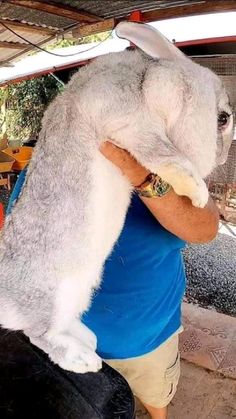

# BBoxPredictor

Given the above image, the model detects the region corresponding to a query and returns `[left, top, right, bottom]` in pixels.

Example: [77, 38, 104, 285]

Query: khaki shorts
[106, 332, 181, 408]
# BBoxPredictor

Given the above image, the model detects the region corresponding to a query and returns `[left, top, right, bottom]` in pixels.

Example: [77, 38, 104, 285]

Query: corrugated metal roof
[0, 3, 75, 29]
[0, 26, 57, 67]
[49, 0, 202, 19]
[0, 0, 235, 66]
[0, 0, 207, 29]
[0, 28, 49, 44]
[0, 48, 21, 63]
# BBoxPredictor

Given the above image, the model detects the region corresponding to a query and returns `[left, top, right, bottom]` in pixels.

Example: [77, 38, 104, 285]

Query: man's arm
[100, 142, 219, 244]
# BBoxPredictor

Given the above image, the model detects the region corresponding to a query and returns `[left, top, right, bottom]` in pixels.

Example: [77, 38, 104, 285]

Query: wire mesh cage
[193, 55, 236, 224]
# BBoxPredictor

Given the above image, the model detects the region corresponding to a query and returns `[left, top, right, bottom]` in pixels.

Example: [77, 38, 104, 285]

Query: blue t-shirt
[7, 170, 186, 360]
[82, 195, 186, 359]
[6, 169, 27, 216]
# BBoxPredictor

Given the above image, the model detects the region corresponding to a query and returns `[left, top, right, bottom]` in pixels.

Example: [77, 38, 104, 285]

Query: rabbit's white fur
[0, 23, 233, 373]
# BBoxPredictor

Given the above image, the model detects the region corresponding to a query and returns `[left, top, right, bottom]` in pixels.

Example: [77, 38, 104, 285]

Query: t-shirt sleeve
[6, 168, 27, 215]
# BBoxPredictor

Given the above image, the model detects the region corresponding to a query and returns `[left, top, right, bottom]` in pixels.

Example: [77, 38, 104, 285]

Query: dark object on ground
[0, 328, 135, 419]
[23, 139, 37, 147]
[184, 233, 236, 316]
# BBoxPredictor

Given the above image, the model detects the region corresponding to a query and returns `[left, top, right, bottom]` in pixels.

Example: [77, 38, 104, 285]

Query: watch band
[135, 173, 171, 198]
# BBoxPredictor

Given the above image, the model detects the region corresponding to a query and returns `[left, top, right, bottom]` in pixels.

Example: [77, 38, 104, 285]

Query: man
[82, 142, 219, 419]
[7, 142, 219, 419]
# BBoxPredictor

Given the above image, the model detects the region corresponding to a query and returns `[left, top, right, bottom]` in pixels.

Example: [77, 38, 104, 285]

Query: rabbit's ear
[116, 21, 185, 60]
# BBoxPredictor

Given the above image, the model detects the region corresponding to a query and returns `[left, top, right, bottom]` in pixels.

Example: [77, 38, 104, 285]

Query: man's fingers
[100, 141, 131, 165]
[99, 141, 149, 185]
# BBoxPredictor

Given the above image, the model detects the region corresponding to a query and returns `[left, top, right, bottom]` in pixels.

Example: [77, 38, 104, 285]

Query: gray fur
[0, 23, 233, 373]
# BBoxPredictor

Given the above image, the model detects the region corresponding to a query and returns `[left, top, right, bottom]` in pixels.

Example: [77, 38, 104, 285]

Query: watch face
[136, 174, 171, 197]
[153, 179, 171, 197]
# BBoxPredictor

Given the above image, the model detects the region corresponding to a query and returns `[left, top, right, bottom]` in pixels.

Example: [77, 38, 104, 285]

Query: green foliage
[0, 87, 7, 139]
[5, 31, 112, 142]
[0, 87, 7, 103]
[6, 76, 63, 142]
[48, 31, 112, 49]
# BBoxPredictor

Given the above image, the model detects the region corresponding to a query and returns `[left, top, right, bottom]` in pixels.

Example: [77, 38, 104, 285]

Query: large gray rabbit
[0, 22, 233, 373]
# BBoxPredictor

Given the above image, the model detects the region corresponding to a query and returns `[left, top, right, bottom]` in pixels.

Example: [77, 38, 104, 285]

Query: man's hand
[100, 141, 219, 244]
[100, 142, 149, 187]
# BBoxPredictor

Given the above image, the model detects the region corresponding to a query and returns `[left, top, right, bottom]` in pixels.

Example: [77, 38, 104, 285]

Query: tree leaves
[6, 75, 62, 143]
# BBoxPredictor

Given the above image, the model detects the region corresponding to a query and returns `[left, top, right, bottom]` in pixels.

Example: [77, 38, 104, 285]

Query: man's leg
[106, 333, 181, 419]
[142, 401, 167, 419]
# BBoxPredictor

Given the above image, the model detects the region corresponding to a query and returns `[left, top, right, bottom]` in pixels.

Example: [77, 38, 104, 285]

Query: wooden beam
[72, 18, 115, 38]
[142, 0, 236, 21]
[6, 0, 101, 23]
[0, 19, 58, 35]
[0, 41, 28, 49]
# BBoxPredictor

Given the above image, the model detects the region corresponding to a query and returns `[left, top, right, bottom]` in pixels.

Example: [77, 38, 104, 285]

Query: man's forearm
[100, 141, 219, 244]
[141, 189, 219, 244]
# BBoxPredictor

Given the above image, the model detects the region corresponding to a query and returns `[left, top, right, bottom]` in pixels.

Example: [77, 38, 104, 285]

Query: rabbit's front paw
[67, 319, 97, 351]
[57, 341, 102, 374]
[157, 163, 209, 208]
[31, 333, 102, 374]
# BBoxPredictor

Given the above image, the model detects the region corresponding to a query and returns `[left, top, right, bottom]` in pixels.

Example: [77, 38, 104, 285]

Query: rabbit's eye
[218, 111, 230, 129]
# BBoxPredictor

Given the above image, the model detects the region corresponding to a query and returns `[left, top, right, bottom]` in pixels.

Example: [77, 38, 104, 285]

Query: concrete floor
[219, 221, 236, 238]
[135, 361, 236, 419]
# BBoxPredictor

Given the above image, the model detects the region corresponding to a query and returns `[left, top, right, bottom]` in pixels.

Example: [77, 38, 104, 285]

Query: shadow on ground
[136, 361, 236, 419]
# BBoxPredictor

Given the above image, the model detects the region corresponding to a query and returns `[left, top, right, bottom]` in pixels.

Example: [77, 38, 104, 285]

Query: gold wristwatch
[135, 173, 171, 198]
